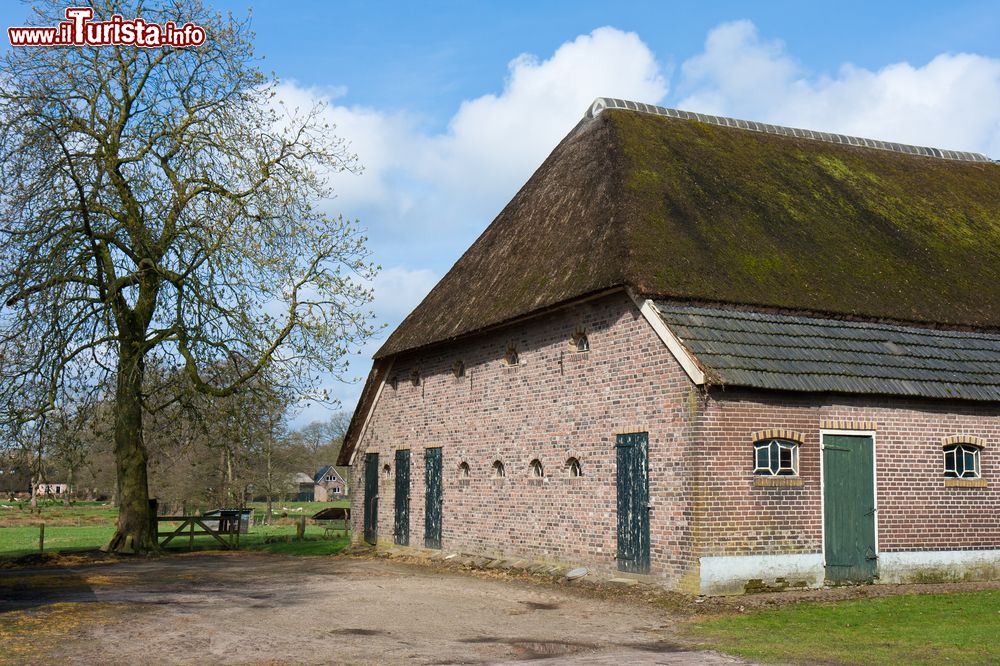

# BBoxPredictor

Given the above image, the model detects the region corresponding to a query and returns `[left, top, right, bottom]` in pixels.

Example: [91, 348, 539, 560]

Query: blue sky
[5, 2, 1000, 423]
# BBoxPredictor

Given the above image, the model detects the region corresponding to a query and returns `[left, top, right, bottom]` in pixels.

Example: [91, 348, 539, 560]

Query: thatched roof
[339, 100, 1000, 465]
[377, 99, 1000, 359]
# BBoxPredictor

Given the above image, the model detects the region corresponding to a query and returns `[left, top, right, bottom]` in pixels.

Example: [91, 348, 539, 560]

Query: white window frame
[943, 443, 982, 479]
[753, 438, 799, 476]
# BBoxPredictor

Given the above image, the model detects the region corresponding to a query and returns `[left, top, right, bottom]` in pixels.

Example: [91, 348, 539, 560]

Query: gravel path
[0, 552, 746, 665]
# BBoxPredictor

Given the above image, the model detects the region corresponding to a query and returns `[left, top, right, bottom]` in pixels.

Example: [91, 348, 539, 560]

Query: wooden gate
[823, 434, 877, 583]
[363, 452, 379, 545]
[424, 447, 443, 549]
[394, 449, 411, 546]
[616, 432, 650, 574]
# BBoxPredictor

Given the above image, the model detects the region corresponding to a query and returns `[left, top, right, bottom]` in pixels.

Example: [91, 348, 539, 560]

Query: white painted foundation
[878, 549, 1000, 584]
[700, 553, 824, 595]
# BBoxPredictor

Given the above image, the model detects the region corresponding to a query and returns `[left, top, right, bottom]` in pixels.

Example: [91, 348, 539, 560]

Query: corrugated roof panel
[656, 303, 1000, 401]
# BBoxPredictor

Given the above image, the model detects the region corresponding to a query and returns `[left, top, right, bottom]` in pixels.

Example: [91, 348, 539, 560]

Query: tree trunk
[104, 342, 157, 554]
[29, 471, 38, 513]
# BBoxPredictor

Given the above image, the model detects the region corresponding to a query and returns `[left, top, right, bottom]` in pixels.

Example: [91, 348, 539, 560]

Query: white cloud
[417, 27, 668, 201]
[677, 20, 1000, 158]
[274, 27, 667, 239]
[371, 265, 438, 325]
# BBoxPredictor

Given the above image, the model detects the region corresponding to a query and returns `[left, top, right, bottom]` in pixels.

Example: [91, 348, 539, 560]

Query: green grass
[0, 525, 117, 558]
[0, 500, 117, 527]
[247, 499, 350, 515]
[689, 590, 1000, 665]
[0, 499, 352, 559]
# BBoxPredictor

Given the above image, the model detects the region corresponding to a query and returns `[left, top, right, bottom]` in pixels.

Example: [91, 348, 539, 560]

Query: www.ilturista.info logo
[8, 7, 206, 47]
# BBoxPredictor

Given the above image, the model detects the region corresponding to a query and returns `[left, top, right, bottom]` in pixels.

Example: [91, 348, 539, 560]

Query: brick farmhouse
[338, 98, 1000, 594]
[313, 465, 348, 501]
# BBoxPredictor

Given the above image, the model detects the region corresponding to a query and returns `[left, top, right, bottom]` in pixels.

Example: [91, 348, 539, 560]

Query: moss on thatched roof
[376, 104, 1000, 359]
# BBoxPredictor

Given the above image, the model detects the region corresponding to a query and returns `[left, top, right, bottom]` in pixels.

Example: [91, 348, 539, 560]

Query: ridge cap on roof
[588, 97, 995, 164]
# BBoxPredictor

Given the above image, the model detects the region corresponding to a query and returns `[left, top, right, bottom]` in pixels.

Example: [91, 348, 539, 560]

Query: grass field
[0, 499, 351, 559]
[688, 590, 1000, 665]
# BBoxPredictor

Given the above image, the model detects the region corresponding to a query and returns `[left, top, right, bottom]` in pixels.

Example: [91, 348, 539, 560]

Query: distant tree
[0, 1, 376, 552]
[284, 412, 351, 476]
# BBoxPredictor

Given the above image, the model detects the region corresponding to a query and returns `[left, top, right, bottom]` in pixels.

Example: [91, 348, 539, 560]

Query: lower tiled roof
[655, 303, 1000, 401]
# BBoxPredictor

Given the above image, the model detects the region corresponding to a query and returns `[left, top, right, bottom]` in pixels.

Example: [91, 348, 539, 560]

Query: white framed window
[492, 460, 506, 478]
[458, 461, 471, 477]
[754, 438, 799, 476]
[571, 330, 589, 353]
[944, 444, 981, 479]
[453, 360, 466, 378]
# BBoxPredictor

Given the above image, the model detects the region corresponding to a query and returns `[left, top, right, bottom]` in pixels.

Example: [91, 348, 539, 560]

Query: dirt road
[0, 552, 744, 665]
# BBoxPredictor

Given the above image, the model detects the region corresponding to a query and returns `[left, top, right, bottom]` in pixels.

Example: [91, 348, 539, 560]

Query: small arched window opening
[492, 460, 506, 478]
[389, 375, 398, 390]
[382, 464, 392, 479]
[505, 345, 519, 366]
[410, 369, 421, 386]
[571, 330, 589, 353]
[529, 459, 544, 478]
[453, 360, 466, 378]
[458, 461, 471, 477]
[566, 457, 582, 477]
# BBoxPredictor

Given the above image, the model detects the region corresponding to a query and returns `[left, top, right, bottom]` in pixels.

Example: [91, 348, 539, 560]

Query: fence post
[297, 516, 305, 541]
[149, 498, 158, 548]
[39, 523, 45, 553]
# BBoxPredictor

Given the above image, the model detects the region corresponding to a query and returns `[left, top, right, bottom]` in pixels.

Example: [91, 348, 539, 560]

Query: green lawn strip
[0, 525, 116, 558]
[0, 501, 352, 559]
[246, 535, 351, 556]
[0, 501, 118, 527]
[688, 590, 1000, 665]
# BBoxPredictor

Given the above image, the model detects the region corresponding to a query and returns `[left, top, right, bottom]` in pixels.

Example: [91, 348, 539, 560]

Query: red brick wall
[350, 293, 1000, 589]
[696, 390, 1000, 557]
[350, 292, 699, 585]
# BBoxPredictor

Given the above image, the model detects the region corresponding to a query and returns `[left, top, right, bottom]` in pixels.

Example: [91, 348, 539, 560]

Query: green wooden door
[363, 453, 379, 545]
[394, 449, 410, 546]
[616, 432, 650, 574]
[424, 447, 443, 549]
[823, 434, 877, 583]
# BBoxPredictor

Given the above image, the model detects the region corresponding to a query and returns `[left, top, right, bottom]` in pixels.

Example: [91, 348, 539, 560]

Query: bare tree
[0, 1, 376, 552]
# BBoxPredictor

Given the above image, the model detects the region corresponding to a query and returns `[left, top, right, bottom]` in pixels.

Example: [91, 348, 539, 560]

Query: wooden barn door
[823, 434, 877, 583]
[424, 447, 443, 549]
[616, 432, 650, 574]
[394, 449, 411, 546]
[363, 453, 379, 545]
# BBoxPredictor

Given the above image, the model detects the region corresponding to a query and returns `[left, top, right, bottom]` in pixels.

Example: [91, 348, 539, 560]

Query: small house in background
[313, 465, 348, 501]
[291, 472, 315, 501]
[34, 483, 69, 496]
